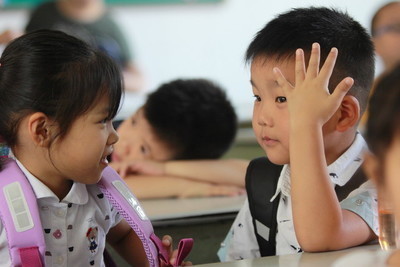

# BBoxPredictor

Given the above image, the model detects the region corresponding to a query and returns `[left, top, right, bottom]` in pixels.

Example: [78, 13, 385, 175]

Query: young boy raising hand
[219, 7, 377, 260]
[273, 43, 375, 251]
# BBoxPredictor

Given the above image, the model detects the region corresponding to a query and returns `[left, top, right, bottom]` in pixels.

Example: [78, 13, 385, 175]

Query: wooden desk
[196, 244, 380, 266]
[108, 195, 380, 266]
[141, 195, 246, 225]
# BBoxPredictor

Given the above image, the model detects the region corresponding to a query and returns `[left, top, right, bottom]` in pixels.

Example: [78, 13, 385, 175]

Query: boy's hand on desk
[178, 182, 245, 198]
[161, 235, 192, 266]
[110, 160, 165, 177]
[273, 43, 354, 127]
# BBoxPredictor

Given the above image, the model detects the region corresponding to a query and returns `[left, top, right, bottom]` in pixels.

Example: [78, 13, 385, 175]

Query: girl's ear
[336, 95, 360, 132]
[27, 112, 53, 147]
[363, 151, 381, 186]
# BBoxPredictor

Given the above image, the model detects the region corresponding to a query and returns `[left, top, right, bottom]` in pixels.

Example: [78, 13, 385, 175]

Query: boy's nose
[257, 118, 268, 126]
[257, 104, 273, 127]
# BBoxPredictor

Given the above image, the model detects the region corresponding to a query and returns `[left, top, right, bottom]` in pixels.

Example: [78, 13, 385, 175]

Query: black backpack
[245, 157, 366, 256]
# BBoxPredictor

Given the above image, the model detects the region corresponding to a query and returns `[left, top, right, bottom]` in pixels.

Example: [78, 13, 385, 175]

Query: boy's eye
[140, 145, 148, 155]
[275, 96, 287, 103]
[253, 95, 261, 102]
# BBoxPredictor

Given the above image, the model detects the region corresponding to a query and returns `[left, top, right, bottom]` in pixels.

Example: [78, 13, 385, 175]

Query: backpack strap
[0, 159, 193, 267]
[98, 166, 193, 267]
[246, 157, 368, 256]
[0, 159, 45, 267]
[245, 157, 282, 257]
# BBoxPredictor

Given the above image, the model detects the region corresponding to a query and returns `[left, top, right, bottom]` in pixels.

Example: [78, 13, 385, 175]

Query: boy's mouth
[262, 136, 278, 146]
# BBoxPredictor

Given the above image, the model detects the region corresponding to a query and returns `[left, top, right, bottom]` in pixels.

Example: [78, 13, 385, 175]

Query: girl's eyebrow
[96, 106, 110, 115]
[101, 108, 110, 114]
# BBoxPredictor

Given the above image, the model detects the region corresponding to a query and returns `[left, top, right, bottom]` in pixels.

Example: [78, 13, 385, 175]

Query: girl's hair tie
[0, 136, 9, 159]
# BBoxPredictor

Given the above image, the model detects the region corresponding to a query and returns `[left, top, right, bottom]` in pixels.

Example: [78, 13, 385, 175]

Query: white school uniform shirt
[0, 160, 122, 266]
[218, 133, 378, 261]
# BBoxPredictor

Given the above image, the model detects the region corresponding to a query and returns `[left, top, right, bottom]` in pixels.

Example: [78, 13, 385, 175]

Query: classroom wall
[0, 0, 390, 121]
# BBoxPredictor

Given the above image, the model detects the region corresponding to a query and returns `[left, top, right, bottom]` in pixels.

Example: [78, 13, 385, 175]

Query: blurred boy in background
[111, 78, 249, 199]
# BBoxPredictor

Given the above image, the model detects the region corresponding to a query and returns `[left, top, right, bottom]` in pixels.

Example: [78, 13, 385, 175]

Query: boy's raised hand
[273, 42, 354, 126]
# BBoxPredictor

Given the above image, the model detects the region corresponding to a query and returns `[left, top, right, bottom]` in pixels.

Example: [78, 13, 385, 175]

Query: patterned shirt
[218, 133, 378, 260]
[0, 161, 122, 266]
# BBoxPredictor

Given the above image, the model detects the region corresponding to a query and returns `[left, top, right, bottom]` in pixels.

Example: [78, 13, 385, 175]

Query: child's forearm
[290, 123, 373, 251]
[164, 159, 248, 187]
[125, 175, 244, 199]
[125, 175, 189, 199]
[108, 221, 150, 267]
[290, 122, 343, 250]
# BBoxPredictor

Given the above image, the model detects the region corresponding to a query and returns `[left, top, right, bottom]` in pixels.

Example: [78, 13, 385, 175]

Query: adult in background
[0, 0, 145, 92]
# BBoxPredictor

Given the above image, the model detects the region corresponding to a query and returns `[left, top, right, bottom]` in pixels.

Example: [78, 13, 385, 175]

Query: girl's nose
[108, 123, 119, 145]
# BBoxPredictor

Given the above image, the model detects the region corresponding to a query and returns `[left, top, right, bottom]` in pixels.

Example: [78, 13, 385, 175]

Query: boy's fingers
[120, 163, 132, 177]
[333, 77, 354, 101]
[273, 67, 293, 93]
[295, 48, 306, 86]
[120, 166, 127, 177]
[306, 42, 321, 78]
[319, 47, 338, 87]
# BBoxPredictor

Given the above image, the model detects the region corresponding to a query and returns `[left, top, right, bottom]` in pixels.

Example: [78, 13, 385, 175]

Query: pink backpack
[0, 159, 193, 267]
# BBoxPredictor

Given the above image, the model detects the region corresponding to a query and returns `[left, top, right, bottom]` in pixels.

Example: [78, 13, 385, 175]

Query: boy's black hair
[246, 7, 375, 116]
[0, 29, 122, 150]
[143, 79, 237, 160]
[366, 64, 400, 159]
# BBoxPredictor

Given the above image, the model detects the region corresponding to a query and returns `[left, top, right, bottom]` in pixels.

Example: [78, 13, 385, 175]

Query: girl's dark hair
[0, 30, 122, 158]
[366, 65, 400, 159]
[143, 79, 237, 160]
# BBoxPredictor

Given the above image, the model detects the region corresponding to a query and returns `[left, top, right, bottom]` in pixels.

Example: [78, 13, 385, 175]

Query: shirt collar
[15, 160, 89, 205]
[270, 132, 367, 201]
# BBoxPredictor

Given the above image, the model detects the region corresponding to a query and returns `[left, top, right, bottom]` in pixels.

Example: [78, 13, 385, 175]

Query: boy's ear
[363, 151, 381, 186]
[27, 112, 53, 147]
[335, 95, 360, 132]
